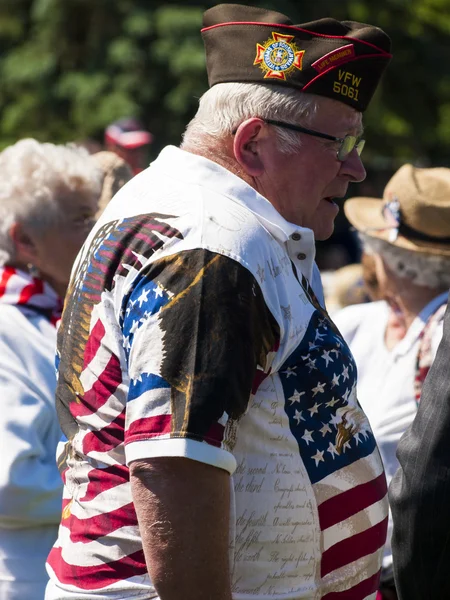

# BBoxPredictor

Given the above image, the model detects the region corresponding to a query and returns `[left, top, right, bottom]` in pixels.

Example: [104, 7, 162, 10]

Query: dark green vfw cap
[201, 4, 392, 112]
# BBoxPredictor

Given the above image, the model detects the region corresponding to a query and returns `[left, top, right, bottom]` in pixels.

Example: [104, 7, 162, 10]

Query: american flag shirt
[47, 146, 388, 600]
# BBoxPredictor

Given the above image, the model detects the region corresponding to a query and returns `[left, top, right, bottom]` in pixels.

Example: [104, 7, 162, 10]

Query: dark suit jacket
[390, 300, 450, 600]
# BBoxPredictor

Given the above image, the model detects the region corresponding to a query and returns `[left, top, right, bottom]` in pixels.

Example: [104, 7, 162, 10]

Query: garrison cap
[201, 4, 392, 112]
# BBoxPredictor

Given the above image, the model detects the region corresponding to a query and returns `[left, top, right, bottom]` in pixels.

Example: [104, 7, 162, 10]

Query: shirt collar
[418, 291, 448, 323]
[151, 146, 316, 250]
[392, 290, 448, 357]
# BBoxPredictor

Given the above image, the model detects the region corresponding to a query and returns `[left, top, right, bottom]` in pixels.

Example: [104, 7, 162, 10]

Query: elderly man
[46, 4, 391, 600]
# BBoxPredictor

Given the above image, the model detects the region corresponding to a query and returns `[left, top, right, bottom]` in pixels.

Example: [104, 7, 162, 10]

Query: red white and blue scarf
[414, 299, 447, 403]
[0, 266, 63, 326]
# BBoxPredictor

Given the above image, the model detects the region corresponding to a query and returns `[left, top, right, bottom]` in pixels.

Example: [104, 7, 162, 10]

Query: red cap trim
[201, 21, 392, 56]
[312, 44, 355, 73]
[302, 53, 385, 92]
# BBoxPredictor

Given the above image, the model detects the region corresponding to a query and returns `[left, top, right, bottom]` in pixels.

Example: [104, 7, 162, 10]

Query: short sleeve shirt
[47, 146, 388, 599]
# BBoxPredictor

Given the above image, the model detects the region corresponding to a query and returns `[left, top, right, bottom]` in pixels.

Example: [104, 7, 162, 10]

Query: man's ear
[233, 118, 267, 177]
[9, 222, 38, 264]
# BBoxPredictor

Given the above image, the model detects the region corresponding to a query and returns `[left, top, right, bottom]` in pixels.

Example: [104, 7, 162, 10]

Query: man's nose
[341, 149, 366, 183]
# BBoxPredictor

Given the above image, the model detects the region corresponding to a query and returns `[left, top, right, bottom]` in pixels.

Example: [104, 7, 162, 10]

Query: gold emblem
[254, 32, 305, 81]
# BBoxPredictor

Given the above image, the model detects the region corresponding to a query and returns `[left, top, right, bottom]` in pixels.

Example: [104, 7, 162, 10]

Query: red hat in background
[104, 118, 153, 175]
[104, 118, 153, 150]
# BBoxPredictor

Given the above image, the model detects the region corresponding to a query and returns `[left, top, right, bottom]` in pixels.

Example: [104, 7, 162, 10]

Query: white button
[297, 252, 307, 260]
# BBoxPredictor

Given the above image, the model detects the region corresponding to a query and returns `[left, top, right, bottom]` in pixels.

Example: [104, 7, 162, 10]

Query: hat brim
[345, 197, 450, 257]
[105, 130, 153, 149]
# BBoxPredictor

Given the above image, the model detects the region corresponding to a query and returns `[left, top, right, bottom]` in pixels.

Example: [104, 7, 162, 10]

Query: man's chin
[314, 203, 339, 241]
[314, 219, 336, 241]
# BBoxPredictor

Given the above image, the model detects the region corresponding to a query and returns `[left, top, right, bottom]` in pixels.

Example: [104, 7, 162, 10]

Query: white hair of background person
[182, 82, 320, 155]
[0, 138, 102, 266]
[360, 233, 450, 290]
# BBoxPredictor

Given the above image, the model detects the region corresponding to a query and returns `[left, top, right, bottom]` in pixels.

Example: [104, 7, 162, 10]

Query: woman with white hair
[0, 139, 102, 600]
[334, 164, 450, 600]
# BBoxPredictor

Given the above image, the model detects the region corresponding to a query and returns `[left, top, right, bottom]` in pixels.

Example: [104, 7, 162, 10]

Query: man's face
[257, 96, 366, 240]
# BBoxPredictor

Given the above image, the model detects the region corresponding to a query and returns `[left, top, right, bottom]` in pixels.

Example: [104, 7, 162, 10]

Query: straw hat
[91, 151, 133, 218]
[345, 164, 450, 256]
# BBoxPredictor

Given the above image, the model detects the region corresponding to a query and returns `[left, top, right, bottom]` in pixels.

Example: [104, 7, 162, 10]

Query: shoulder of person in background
[333, 297, 388, 344]
[324, 262, 372, 315]
[91, 151, 134, 219]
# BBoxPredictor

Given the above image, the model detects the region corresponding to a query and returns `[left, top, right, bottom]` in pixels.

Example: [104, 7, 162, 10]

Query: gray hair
[181, 82, 320, 155]
[0, 138, 102, 265]
[360, 233, 450, 290]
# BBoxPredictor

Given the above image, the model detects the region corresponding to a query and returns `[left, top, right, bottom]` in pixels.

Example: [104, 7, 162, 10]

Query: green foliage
[0, 0, 449, 166]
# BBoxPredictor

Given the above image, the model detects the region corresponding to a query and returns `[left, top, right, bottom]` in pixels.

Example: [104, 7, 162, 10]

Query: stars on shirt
[294, 409, 305, 424]
[312, 381, 326, 397]
[315, 330, 326, 342]
[122, 278, 172, 354]
[302, 429, 314, 445]
[126, 298, 137, 317]
[327, 441, 339, 460]
[325, 396, 339, 408]
[318, 317, 327, 329]
[279, 310, 375, 479]
[331, 340, 342, 358]
[289, 389, 305, 405]
[308, 402, 322, 416]
[319, 422, 332, 437]
[342, 441, 352, 453]
[282, 366, 297, 378]
[330, 412, 342, 428]
[321, 350, 334, 367]
[137, 288, 150, 307]
[154, 283, 165, 298]
[311, 449, 325, 466]
[294, 401, 370, 466]
[140, 310, 151, 324]
[306, 358, 317, 373]
[331, 373, 340, 388]
[129, 319, 140, 335]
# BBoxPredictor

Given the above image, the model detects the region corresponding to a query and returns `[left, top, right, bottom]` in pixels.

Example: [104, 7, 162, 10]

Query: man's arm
[124, 250, 280, 599]
[130, 457, 232, 600]
[390, 302, 450, 599]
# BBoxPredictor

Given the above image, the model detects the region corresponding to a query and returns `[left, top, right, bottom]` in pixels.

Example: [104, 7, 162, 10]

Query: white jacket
[0, 304, 62, 600]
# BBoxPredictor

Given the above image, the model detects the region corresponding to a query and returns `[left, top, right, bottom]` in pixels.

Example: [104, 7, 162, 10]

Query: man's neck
[181, 140, 251, 184]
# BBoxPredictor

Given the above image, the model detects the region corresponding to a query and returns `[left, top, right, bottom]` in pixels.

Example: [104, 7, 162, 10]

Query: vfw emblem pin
[254, 32, 305, 80]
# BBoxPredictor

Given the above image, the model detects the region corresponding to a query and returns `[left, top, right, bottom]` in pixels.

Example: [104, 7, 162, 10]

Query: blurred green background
[3, 0, 448, 265]
[1, 0, 449, 166]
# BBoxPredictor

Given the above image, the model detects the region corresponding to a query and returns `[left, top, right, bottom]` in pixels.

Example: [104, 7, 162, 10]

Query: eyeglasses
[264, 119, 365, 162]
